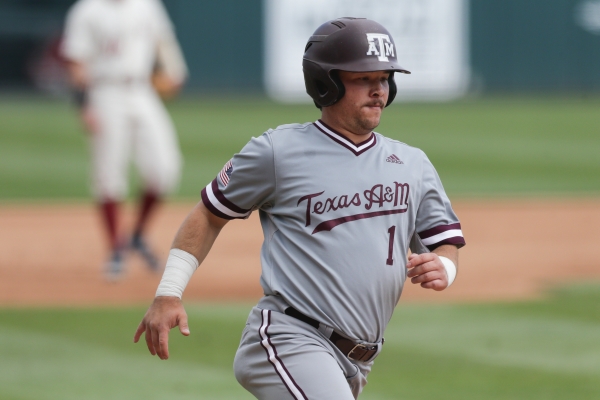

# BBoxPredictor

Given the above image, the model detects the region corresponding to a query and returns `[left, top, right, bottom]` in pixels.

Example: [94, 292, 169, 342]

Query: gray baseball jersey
[202, 120, 465, 343]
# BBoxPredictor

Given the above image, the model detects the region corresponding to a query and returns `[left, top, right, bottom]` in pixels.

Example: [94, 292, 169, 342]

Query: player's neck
[319, 114, 373, 145]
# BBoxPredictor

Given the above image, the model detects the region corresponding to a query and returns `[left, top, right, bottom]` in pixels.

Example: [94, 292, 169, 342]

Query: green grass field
[1, 285, 600, 399]
[1, 95, 599, 399]
[1, 95, 599, 200]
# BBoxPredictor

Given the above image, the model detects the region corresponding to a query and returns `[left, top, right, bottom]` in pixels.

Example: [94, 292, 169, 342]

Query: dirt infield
[0, 198, 599, 307]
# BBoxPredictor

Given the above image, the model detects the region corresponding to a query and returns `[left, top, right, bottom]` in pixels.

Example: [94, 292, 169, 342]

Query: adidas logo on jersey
[386, 154, 403, 164]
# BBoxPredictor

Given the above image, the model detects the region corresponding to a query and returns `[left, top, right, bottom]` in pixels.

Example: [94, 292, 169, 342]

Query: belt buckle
[347, 343, 376, 362]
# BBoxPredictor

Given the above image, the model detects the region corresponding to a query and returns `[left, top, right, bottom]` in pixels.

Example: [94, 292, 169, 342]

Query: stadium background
[0, 1, 599, 399]
[2, 0, 600, 93]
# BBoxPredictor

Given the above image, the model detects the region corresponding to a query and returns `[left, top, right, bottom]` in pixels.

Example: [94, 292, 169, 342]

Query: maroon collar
[313, 120, 377, 156]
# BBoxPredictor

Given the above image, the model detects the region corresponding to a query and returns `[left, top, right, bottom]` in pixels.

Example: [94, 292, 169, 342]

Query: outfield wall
[471, 0, 600, 92]
[1, 0, 599, 96]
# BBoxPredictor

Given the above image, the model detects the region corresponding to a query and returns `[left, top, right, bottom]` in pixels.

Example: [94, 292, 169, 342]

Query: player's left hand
[151, 71, 182, 100]
[406, 253, 449, 291]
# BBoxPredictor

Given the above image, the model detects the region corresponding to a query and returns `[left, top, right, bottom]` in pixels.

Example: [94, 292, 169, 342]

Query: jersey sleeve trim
[201, 179, 252, 220]
[418, 223, 466, 250]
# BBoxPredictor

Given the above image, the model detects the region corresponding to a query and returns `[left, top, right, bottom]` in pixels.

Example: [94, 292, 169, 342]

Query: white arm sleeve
[61, 3, 95, 62]
[151, 0, 188, 83]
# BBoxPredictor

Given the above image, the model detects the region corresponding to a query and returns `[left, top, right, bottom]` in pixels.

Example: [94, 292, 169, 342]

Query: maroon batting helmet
[303, 17, 410, 108]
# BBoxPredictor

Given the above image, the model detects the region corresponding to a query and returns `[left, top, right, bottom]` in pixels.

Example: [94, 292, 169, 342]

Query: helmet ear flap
[385, 71, 397, 107]
[330, 70, 345, 104]
[303, 60, 344, 108]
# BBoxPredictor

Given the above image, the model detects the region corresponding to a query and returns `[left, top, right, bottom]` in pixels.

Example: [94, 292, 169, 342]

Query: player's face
[322, 70, 390, 139]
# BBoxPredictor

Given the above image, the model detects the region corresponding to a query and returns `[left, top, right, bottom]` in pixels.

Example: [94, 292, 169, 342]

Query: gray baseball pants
[233, 298, 378, 399]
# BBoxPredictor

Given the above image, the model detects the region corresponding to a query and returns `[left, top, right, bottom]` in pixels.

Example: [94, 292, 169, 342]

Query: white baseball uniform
[61, 0, 187, 200]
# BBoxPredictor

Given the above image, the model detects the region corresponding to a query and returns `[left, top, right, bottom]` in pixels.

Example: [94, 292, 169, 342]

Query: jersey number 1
[386, 225, 396, 266]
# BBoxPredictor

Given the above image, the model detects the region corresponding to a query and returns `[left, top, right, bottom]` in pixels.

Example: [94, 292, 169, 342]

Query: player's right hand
[80, 107, 99, 135]
[133, 296, 190, 360]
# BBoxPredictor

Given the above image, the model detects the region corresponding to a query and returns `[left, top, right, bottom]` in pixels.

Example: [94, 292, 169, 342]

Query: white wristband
[155, 249, 199, 299]
[438, 256, 457, 288]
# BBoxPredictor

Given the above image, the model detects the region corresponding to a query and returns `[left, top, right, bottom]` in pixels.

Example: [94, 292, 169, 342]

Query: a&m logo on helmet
[365, 33, 395, 62]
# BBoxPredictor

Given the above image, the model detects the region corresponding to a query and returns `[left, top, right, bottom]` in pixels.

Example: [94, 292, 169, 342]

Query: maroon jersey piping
[314, 120, 377, 156]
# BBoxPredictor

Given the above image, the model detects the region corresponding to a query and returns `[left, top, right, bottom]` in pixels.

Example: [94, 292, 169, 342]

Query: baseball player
[134, 18, 465, 399]
[60, 0, 188, 279]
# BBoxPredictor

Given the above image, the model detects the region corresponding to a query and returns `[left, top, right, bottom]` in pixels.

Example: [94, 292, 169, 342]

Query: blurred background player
[60, 0, 188, 280]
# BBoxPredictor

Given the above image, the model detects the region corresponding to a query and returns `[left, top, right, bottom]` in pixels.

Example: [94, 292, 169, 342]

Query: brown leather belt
[284, 307, 381, 362]
[92, 77, 149, 86]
